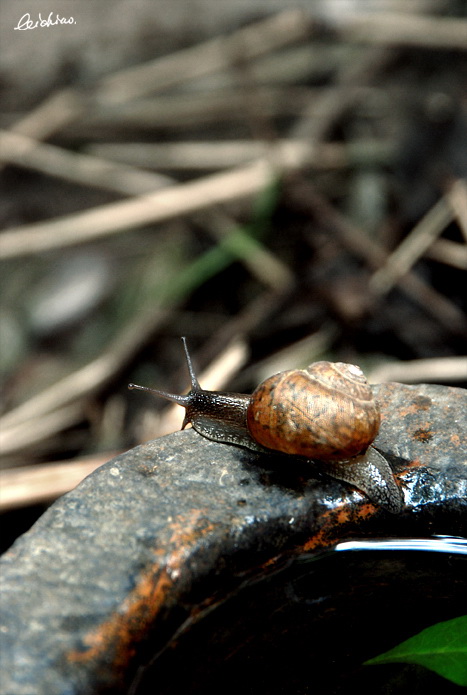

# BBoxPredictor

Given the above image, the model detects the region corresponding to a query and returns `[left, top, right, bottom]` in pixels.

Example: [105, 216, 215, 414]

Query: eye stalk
[128, 337, 201, 429]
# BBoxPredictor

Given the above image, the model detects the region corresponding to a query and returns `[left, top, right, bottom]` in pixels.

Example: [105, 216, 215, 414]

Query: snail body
[129, 338, 402, 513]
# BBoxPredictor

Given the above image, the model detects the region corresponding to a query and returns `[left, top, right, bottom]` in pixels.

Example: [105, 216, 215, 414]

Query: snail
[129, 338, 402, 513]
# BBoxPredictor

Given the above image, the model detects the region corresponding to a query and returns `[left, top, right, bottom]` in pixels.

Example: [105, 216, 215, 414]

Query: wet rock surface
[0, 382, 466, 695]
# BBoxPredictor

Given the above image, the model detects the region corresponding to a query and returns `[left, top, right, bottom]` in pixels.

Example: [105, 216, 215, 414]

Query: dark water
[134, 536, 467, 695]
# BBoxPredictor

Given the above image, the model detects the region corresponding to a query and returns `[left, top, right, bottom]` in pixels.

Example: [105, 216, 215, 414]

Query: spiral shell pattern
[247, 361, 380, 461]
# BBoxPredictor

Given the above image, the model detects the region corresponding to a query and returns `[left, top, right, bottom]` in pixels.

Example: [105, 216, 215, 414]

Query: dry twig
[342, 13, 467, 51]
[0, 454, 114, 512]
[368, 356, 467, 384]
[369, 195, 455, 296]
[0, 160, 275, 258]
[447, 178, 467, 243]
[425, 239, 467, 270]
[289, 180, 467, 334]
[0, 309, 170, 455]
[0, 129, 171, 195]
[97, 10, 313, 104]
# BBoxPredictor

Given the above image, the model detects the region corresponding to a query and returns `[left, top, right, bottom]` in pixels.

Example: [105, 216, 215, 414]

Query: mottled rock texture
[0, 383, 466, 694]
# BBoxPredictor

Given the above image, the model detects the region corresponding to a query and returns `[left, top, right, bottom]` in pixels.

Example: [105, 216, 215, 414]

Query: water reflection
[335, 535, 467, 554]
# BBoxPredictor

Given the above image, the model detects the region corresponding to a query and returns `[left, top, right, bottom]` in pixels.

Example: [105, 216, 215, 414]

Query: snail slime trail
[129, 338, 403, 514]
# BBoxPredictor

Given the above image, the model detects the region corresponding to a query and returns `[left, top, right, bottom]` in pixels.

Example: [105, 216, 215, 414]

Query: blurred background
[1, 0, 466, 550]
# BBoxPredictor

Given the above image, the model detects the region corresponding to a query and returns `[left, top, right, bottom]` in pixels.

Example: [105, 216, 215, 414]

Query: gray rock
[0, 382, 466, 694]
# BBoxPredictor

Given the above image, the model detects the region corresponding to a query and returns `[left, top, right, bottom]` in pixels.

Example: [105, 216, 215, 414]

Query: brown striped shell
[246, 361, 380, 461]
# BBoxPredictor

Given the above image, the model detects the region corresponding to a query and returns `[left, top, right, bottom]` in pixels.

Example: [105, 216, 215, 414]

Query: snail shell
[247, 362, 380, 460]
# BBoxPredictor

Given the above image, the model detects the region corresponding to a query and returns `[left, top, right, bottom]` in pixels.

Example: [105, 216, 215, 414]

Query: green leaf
[365, 615, 467, 687]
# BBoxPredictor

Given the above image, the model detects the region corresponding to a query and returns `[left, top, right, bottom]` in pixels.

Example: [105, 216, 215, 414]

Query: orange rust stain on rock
[450, 434, 461, 447]
[336, 508, 351, 524]
[356, 502, 377, 519]
[167, 514, 215, 547]
[66, 510, 211, 671]
[399, 405, 418, 418]
[302, 526, 336, 552]
[398, 459, 423, 474]
[399, 396, 432, 418]
[67, 566, 173, 669]
[302, 501, 378, 552]
[399, 404, 419, 417]
[412, 426, 434, 442]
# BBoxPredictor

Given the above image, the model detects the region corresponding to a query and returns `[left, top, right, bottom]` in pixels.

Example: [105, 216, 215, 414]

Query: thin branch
[447, 178, 467, 243]
[0, 404, 85, 458]
[0, 140, 321, 259]
[0, 129, 172, 196]
[0, 454, 114, 511]
[342, 13, 467, 51]
[97, 10, 313, 104]
[0, 308, 169, 435]
[291, 45, 392, 141]
[0, 88, 85, 174]
[368, 197, 454, 296]
[288, 180, 467, 334]
[4, 88, 84, 139]
[425, 239, 467, 270]
[368, 356, 467, 384]
[0, 129, 294, 291]
[203, 208, 294, 292]
[77, 87, 317, 131]
[87, 139, 389, 171]
[0, 160, 273, 258]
